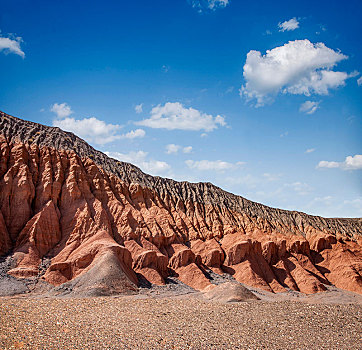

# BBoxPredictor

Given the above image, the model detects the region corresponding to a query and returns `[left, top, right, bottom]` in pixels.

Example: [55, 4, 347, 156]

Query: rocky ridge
[0, 110, 361, 296]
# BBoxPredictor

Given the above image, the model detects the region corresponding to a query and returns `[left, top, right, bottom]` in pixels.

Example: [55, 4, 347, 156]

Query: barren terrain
[1, 294, 361, 350]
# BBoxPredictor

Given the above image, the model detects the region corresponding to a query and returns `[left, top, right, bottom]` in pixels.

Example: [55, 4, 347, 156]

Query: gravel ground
[0, 297, 361, 349]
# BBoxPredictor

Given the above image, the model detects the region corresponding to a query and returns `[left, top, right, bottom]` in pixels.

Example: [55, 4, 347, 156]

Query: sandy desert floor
[1, 291, 361, 350]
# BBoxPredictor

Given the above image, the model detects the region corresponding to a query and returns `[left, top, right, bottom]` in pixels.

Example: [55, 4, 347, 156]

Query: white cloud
[166, 144, 180, 154]
[122, 129, 145, 139]
[317, 154, 362, 170]
[317, 160, 340, 169]
[185, 159, 243, 171]
[0, 34, 25, 58]
[207, 0, 229, 9]
[280, 131, 289, 138]
[299, 100, 320, 114]
[166, 144, 193, 154]
[51, 103, 73, 118]
[135, 104, 143, 114]
[305, 148, 316, 153]
[278, 18, 299, 32]
[51, 102, 145, 144]
[136, 102, 226, 132]
[344, 155, 362, 170]
[240, 40, 349, 106]
[183, 146, 193, 154]
[105, 150, 171, 176]
[190, 0, 229, 11]
[53, 117, 123, 145]
[357, 76, 362, 86]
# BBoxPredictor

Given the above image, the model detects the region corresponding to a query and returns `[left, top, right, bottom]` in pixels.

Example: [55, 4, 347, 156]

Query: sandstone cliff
[0, 111, 361, 296]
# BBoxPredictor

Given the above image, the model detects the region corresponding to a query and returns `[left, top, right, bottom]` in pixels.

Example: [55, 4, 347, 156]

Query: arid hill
[0, 110, 361, 296]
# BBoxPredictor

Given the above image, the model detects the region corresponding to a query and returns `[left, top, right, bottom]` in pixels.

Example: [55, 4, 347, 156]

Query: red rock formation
[0, 111, 361, 295]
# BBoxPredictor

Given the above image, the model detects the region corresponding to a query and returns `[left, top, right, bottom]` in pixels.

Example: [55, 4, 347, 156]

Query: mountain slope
[0, 111, 361, 296]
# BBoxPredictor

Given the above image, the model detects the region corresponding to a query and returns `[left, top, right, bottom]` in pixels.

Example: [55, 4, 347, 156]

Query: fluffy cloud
[278, 18, 299, 32]
[166, 144, 180, 154]
[51, 102, 145, 144]
[166, 144, 193, 154]
[51, 103, 73, 118]
[299, 101, 320, 114]
[135, 103, 143, 114]
[240, 40, 350, 106]
[317, 154, 362, 170]
[105, 150, 171, 176]
[0, 34, 25, 58]
[122, 129, 145, 139]
[136, 102, 226, 132]
[305, 148, 316, 153]
[185, 159, 243, 171]
[53, 117, 123, 145]
[190, 0, 229, 11]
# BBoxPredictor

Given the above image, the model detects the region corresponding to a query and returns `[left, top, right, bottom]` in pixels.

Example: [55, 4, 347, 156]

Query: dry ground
[0, 296, 361, 350]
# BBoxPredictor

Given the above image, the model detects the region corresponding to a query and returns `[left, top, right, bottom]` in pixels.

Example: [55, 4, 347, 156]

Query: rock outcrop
[0, 111, 361, 296]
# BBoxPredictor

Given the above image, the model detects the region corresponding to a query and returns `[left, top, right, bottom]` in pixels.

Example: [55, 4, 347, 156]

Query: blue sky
[0, 0, 361, 217]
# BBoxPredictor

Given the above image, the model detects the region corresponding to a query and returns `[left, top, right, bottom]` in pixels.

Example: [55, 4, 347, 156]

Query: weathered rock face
[0, 111, 361, 295]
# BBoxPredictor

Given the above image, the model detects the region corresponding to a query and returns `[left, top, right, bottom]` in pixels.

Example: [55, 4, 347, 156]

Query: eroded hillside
[0, 111, 361, 296]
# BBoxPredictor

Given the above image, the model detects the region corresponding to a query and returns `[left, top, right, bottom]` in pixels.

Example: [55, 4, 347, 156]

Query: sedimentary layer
[0, 111, 361, 295]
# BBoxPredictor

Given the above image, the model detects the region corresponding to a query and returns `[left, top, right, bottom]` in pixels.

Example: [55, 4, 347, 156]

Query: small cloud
[51, 103, 73, 119]
[135, 103, 143, 114]
[122, 129, 145, 139]
[305, 148, 316, 153]
[317, 160, 340, 169]
[278, 18, 299, 32]
[105, 150, 171, 176]
[0, 33, 25, 58]
[280, 131, 289, 138]
[185, 159, 242, 171]
[349, 70, 359, 78]
[190, 0, 229, 11]
[317, 154, 362, 170]
[166, 144, 193, 154]
[165, 144, 180, 154]
[299, 101, 320, 114]
[201, 133, 208, 138]
[136, 102, 226, 132]
[40, 108, 45, 112]
[162, 65, 169, 73]
[357, 76, 362, 86]
[183, 146, 193, 154]
[207, 0, 229, 9]
[264, 29, 272, 35]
